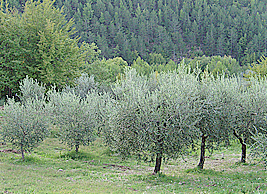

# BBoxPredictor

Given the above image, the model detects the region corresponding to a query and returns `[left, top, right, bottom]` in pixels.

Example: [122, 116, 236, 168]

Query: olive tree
[102, 68, 150, 158]
[104, 67, 202, 173]
[232, 77, 267, 163]
[1, 77, 49, 159]
[195, 74, 241, 169]
[1, 98, 49, 159]
[64, 73, 98, 99]
[250, 127, 267, 167]
[18, 75, 46, 103]
[48, 89, 99, 153]
[148, 69, 203, 173]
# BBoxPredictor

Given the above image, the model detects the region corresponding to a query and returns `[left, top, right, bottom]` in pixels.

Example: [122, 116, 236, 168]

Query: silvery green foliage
[232, 77, 267, 145]
[19, 76, 46, 103]
[245, 78, 267, 131]
[64, 73, 97, 99]
[150, 68, 203, 158]
[250, 128, 267, 167]
[47, 90, 99, 152]
[104, 67, 203, 162]
[198, 74, 241, 149]
[1, 98, 49, 159]
[94, 91, 115, 134]
[103, 68, 150, 157]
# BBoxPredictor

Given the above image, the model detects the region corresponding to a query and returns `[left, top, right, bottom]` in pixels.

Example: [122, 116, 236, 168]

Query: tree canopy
[4, 0, 267, 64]
[0, 0, 98, 97]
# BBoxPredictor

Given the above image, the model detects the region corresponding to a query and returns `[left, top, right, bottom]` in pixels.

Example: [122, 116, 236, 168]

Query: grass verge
[0, 138, 266, 194]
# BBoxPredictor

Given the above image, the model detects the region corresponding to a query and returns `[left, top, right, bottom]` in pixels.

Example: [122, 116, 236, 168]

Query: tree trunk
[154, 121, 163, 174]
[241, 143, 246, 163]
[8, 87, 12, 98]
[75, 144, 79, 153]
[198, 134, 208, 169]
[154, 152, 162, 173]
[21, 145, 24, 160]
[233, 130, 246, 163]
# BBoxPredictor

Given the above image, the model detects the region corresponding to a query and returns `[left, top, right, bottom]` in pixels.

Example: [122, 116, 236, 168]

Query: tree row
[1, 67, 267, 173]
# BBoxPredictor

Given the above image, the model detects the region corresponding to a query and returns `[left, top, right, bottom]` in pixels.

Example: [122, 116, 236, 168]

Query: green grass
[0, 98, 5, 106]
[0, 138, 266, 194]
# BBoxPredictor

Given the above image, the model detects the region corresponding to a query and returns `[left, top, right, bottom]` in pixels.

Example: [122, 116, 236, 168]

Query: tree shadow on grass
[11, 154, 45, 165]
[59, 150, 96, 161]
[185, 167, 223, 176]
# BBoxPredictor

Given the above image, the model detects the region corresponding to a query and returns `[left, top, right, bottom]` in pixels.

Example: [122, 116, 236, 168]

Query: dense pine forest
[1, 0, 267, 98]
[3, 0, 267, 64]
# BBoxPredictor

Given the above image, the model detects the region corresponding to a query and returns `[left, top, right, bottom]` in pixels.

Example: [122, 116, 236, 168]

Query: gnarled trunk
[233, 130, 246, 163]
[154, 152, 162, 173]
[154, 121, 163, 174]
[198, 134, 208, 169]
[241, 143, 246, 163]
[21, 144, 25, 160]
[75, 144, 79, 153]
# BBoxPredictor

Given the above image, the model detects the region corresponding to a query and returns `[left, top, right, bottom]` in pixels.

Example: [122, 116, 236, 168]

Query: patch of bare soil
[0, 149, 21, 154]
[103, 163, 131, 170]
[167, 152, 266, 173]
[4, 191, 13, 194]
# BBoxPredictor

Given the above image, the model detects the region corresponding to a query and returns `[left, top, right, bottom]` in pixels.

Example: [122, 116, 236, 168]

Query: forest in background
[3, 0, 267, 65]
[1, 0, 267, 99]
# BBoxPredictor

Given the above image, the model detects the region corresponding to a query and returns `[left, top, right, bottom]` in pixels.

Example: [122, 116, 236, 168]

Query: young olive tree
[18, 75, 46, 103]
[48, 89, 99, 153]
[64, 73, 98, 99]
[232, 77, 267, 163]
[1, 77, 49, 159]
[104, 67, 202, 173]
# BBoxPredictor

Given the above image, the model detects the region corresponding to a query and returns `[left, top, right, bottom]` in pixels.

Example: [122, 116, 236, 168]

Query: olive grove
[1, 68, 267, 170]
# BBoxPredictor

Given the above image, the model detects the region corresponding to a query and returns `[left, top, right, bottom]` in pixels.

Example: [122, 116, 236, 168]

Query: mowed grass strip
[0, 137, 266, 194]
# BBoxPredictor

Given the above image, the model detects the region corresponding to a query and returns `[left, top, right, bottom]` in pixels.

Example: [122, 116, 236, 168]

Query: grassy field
[0, 136, 266, 194]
